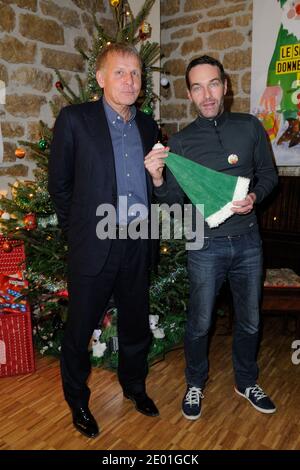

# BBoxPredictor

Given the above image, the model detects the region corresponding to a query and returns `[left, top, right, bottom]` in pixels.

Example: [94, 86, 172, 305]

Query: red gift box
[0, 237, 35, 377]
[0, 306, 35, 377]
[0, 238, 26, 275]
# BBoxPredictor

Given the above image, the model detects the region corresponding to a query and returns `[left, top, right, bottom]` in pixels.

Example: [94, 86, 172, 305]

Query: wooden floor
[0, 315, 300, 450]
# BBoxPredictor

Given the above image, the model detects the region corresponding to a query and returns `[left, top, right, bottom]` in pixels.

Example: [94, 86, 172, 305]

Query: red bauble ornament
[56, 289, 68, 298]
[139, 31, 147, 40]
[23, 213, 37, 230]
[2, 241, 13, 253]
[296, 4, 300, 15]
[55, 81, 64, 90]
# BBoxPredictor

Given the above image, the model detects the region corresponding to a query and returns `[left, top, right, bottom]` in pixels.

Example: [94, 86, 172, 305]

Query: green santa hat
[165, 151, 250, 228]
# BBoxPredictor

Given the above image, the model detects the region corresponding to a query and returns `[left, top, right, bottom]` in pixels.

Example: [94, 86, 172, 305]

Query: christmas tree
[0, 0, 187, 368]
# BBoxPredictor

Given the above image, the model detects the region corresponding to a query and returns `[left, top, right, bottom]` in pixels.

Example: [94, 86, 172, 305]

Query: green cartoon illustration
[259, 0, 300, 147]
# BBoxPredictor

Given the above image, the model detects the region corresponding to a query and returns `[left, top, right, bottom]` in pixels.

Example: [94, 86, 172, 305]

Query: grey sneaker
[235, 384, 276, 414]
[182, 386, 204, 420]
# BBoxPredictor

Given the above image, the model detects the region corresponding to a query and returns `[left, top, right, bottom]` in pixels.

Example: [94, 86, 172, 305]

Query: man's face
[96, 52, 142, 109]
[187, 64, 227, 119]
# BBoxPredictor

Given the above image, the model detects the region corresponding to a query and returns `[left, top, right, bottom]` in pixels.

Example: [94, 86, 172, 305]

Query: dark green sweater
[154, 111, 278, 237]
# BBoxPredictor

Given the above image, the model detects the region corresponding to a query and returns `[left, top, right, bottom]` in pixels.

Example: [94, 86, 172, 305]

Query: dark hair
[96, 43, 142, 71]
[185, 55, 226, 90]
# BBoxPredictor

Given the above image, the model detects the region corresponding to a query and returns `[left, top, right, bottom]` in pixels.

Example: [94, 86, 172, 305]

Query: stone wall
[160, 0, 253, 136]
[0, 0, 114, 192]
[1, 0, 298, 189]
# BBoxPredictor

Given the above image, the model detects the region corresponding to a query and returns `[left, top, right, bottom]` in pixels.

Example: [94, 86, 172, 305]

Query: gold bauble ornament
[141, 21, 151, 34]
[139, 21, 152, 40]
[110, 0, 120, 7]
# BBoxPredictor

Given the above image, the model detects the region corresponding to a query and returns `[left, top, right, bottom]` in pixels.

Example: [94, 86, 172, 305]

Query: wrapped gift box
[0, 237, 35, 377]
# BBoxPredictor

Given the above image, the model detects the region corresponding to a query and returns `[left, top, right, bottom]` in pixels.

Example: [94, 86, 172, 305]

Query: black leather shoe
[124, 391, 159, 417]
[71, 407, 99, 438]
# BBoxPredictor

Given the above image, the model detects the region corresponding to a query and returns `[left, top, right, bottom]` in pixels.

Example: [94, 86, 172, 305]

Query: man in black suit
[48, 43, 160, 438]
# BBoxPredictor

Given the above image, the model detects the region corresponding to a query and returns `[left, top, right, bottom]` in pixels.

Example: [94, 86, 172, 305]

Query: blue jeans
[185, 229, 263, 390]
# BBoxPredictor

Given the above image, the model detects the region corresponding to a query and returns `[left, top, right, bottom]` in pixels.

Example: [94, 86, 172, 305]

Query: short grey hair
[96, 43, 142, 71]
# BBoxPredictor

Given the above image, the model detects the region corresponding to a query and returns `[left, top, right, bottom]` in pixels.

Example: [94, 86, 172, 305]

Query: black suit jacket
[48, 98, 159, 275]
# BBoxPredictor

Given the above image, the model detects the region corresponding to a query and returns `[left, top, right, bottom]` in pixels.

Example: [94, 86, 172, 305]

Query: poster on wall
[251, 0, 300, 166]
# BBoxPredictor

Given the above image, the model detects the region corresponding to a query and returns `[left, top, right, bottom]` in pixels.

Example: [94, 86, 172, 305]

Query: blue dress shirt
[103, 98, 148, 225]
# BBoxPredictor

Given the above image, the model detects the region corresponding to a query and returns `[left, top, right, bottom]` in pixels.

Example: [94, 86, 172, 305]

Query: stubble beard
[196, 98, 225, 120]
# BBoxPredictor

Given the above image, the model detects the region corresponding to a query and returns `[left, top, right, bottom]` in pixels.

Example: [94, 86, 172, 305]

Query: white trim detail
[205, 176, 250, 228]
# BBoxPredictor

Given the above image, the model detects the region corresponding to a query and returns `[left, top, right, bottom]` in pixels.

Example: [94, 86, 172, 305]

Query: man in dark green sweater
[145, 56, 278, 420]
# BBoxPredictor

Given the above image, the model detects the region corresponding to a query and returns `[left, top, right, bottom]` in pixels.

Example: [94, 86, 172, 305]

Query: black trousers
[61, 238, 151, 409]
